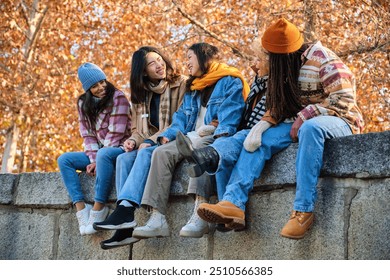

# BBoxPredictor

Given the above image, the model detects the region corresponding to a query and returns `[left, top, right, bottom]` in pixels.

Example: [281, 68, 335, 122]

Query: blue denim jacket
[159, 76, 245, 142]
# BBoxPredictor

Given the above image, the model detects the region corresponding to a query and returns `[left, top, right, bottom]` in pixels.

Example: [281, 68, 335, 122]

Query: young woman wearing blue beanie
[57, 62, 131, 236]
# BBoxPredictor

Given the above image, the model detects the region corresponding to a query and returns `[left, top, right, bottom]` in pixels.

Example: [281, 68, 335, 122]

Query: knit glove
[197, 124, 216, 137]
[243, 120, 272, 152]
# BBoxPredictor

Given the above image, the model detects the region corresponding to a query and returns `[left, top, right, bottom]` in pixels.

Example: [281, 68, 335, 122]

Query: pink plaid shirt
[78, 90, 131, 162]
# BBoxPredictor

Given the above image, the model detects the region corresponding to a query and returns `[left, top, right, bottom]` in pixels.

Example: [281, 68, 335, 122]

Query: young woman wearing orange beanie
[176, 18, 364, 239]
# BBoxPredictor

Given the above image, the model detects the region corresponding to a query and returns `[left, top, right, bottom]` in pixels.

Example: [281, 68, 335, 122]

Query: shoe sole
[93, 221, 137, 231]
[132, 228, 170, 239]
[215, 224, 246, 233]
[197, 207, 245, 230]
[179, 228, 209, 238]
[100, 237, 140, 250]
[84, 226, 97, 235]
[176, 132, 203, 177]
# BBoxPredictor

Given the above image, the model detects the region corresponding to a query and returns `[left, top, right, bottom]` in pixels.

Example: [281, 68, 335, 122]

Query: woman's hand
[139, 143, 151, 150]
[86, 163, 96, 176]
[159, 137, 170, 145]
[123, 139, 136, 152]
[197, 124, 216, 137]
[290, 117, 303, 142]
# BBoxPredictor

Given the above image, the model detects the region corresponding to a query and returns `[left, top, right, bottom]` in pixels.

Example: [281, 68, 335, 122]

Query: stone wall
[0, 131, 389, 260]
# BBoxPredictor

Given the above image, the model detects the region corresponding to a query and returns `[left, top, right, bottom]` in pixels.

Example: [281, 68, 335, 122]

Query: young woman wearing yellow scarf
[131, 42, 249, 239]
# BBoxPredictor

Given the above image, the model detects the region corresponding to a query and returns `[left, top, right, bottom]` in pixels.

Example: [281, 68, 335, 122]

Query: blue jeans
[57, 147, 125, 204]
[212, 122, 293, 209]
[212, 116, 352, 212]
[294, 116, 352, 212]
[115, 145, 157, 206]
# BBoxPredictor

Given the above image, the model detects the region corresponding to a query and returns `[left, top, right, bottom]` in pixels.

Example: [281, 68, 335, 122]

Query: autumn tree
[0, 0, 388, 173]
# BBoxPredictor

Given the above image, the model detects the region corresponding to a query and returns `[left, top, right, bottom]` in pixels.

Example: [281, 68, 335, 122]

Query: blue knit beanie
[77, 62, 107, 92]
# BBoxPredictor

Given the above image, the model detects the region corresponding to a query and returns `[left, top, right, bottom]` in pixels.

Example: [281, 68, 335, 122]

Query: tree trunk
[1, 123, 20, 173]
[303, 0, 318, 42]
[19, 116, 33, 173]
[1, 1, 48, 173]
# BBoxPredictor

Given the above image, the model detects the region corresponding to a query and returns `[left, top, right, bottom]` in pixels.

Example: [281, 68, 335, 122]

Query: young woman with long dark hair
[93, 46, 187, 249]
[57, 62, 131, 236]
[128, 42, 249, 240]
[177, 18, 364, 239]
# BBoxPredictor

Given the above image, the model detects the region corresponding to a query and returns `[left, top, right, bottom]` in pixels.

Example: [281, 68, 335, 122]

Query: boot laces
[187, 211, 202, 225]
[291, 210, 300, 219]
[188, 198, 206, 225]
[291, 211, 309, 222]
[145, 211, 162, 228]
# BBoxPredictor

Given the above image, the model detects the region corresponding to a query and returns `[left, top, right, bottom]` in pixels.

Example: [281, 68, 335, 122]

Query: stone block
[132, 196, 210, 260]
[78, 172, 118, 203]
[57, 210, 131, 260]
[0, 173, 17, 204]
[213, 178, 345, 260]
[348, 178, 390, 259]
[255, 144, 297, 188]
[16, 172, 70, 207]
[0, 132, 389, 260]
[0, 210, 55, 260]
[322, 131, 390, 178]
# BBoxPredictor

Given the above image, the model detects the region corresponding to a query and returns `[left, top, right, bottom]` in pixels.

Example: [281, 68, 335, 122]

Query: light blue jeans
[212, 116, 352, 212]
[115, 145, 157, 206]
[57, 147, 125, 204]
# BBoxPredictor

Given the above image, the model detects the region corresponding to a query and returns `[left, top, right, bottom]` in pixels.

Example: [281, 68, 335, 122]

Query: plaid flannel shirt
[78, 89, 131, 163]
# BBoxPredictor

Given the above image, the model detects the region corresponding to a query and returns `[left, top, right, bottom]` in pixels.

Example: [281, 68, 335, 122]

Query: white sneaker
[132, 210, 169, 239]
[76, 204, 92, 236]
[84, 206, 109, 235]
[180, 198, 209, 238]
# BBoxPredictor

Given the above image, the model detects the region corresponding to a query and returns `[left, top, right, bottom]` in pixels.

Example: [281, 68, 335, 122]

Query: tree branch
[172, 0, 253, 60]
[0, 99, 21, 113]
[25, 4, 48, 63]
[337, 40, 390, 58]
[0, 63, 12, 73]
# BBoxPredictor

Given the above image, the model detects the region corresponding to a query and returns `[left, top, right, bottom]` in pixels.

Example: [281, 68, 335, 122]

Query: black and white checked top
[241, 75, 268, 129]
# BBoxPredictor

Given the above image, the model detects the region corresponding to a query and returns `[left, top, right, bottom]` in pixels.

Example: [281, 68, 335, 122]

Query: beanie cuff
[78, 62, 107, 92]
[262, 35, 303, 54]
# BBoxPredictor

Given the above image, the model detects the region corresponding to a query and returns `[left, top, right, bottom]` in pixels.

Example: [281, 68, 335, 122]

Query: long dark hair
[266, 44, 309, 122]
[185, 42, 219, 92]
[130, 46, 179, 104]
[77, 81, 116, 128]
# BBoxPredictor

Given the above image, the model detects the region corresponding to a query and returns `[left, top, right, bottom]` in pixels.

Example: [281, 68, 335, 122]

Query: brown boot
[197, 201, 245, 230]
[280, 211, 314, 239]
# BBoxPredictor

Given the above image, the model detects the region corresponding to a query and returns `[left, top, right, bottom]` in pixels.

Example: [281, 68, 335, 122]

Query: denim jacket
[159, 76, 245, 142]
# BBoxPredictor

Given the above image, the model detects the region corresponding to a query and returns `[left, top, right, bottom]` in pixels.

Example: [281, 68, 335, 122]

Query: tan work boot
[280, 211, 314, 239]
[197, 201, 245, 230]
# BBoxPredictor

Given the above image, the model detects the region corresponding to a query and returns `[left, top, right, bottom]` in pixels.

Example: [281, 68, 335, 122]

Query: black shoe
[100, 228, 140, 250]
[93, 205, 137, 230]
[176, 131, 219, 177]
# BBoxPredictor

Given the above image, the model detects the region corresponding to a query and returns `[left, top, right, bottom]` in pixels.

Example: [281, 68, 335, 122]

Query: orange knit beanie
[261, 18, 304, 54]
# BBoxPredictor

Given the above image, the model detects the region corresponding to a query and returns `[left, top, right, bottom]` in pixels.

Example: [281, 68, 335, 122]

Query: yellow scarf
[190, 62, 250, 101]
